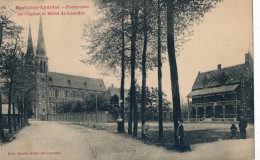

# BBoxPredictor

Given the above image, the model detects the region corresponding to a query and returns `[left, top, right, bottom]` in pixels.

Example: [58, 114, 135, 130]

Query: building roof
[48, 72, 106, 92]
[187, 84, 239, 98]
[192, 64, 246, 90]
[107, 86, 129, 98]
[36, 15, 46, 56]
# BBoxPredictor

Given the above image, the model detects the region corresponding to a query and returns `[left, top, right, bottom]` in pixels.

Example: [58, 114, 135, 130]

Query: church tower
[35, 16, 49, 120]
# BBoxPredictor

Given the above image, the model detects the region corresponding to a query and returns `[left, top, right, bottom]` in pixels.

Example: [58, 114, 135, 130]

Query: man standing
[177, 118, 184, 151]
[239, 116, 248, 139]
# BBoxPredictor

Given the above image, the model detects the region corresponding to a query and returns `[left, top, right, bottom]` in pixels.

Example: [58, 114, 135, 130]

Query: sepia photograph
[0, 0, 255, 159]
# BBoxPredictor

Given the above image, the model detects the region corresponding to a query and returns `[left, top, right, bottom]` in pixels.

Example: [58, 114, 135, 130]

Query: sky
[3, 0, 253, 104]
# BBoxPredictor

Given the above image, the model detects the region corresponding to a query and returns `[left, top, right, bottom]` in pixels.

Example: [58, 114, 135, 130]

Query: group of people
[230, 116, 248, 139]
[116, 115, 248, 152]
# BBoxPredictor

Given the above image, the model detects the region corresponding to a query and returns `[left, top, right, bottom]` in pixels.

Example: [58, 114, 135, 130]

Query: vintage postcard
[0, 0, 254, 160]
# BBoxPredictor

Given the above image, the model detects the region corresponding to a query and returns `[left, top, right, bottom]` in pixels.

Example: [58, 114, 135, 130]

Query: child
[230, 123, 237, 139]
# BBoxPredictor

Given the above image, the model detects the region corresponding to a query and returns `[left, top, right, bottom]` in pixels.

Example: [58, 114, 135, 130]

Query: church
[28, 17, 106, 120]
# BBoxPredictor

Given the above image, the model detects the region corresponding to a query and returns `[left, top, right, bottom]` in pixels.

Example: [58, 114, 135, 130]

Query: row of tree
[54, 85, 170, 115]
[0, 7, 37, 140]
[82, 0, 221, 143]
[82, 0, 220, 140]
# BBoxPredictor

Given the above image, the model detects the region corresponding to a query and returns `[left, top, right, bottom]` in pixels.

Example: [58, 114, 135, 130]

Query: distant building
[27, 17, 106, 120]
[187, 53, 253, 122]
[107, 84, 129, 100]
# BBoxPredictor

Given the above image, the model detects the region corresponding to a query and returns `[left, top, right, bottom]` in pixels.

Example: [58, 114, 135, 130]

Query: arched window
[40, 61, 43, 73]
[43, 62, 46, 73]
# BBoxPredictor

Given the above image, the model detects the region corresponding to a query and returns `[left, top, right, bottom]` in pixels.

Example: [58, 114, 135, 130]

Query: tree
[83, 0, 221, 140]
[110, 94, 120, 119]
[157, 0, 164, 140]
[120, 0, 126, 133]
[0, 93, 5, 140]
[165, 0, 221, 145]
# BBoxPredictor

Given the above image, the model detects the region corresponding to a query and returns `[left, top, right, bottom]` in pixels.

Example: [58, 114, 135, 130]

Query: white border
[253, 0, 259, 159]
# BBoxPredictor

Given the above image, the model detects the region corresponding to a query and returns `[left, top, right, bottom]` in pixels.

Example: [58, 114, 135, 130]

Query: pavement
[0, 121, 254, 160]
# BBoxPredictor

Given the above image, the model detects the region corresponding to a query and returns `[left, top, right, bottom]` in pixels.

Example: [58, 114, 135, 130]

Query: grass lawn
[72, 121, 253, 151]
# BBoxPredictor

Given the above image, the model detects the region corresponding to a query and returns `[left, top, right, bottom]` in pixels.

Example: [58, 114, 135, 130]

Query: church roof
[48, 72, 106, 92]
[192, 64, 246, 91]
[26, 23, 34, 57]
[36, 15, 46, 56]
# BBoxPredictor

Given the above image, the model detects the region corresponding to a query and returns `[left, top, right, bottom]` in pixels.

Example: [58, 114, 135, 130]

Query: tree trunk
[8, 78, 13, 133]
[0, 93, 5, 140]
[131, 0, 139, 138]
[17, 97, 21, 129]
[23, 98, 27, 125]
[166, 0, 182, 145]
[141, 0, 148, 139]
[120, 0, 125, 133]
[21, 98, 24, 127]
[0, 23, 3, 48]
[12, 100, 16, 131]
[157, 0, 163, 140]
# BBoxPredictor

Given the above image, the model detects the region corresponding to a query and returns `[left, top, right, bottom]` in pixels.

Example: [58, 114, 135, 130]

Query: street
[0, 121, 254, 160]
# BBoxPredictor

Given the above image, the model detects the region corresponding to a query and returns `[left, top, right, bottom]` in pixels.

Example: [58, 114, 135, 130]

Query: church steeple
[36, 15, 46, 56]
[26, 22, 34, 57]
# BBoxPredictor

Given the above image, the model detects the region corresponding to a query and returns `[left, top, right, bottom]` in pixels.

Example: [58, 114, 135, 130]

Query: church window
[49, 77, 52, 81]
[43, 108, 45, 113]
[84, 82, 87, 85]
[68, 80, 71, 83]
[43, 62, 46, 73]
[55, 89, 58, 97]
[40, 61, 43, 73]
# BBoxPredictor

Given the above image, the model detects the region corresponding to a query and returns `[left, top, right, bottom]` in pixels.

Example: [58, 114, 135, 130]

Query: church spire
[26, 22, 34, 57]
[36, 15, 46, 56]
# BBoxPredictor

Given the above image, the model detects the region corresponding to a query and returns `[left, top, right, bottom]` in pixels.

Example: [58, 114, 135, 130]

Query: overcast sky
[6, 0, 253, 104]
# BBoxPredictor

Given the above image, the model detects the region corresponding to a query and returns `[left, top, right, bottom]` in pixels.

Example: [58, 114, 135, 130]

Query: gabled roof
[192, 64, 246, 90]
[108, 86, 129, 98]
[48, 72, 106, 92]
[187, 84, 239, 98]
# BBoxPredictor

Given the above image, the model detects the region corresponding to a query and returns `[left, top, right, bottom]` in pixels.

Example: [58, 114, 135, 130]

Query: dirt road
[0, 121, 254, 160]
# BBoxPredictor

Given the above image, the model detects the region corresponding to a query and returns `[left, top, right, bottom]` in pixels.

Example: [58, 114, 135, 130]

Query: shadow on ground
[67, 122, 251, 153]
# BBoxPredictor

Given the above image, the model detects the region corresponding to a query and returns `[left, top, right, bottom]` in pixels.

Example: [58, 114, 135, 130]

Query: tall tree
[157, 0, 163, 140]
[166, 0, 182, 145]
[130, 0, 139, 137]
[120, 0, 126, 133]
[141, 0, 148, 138]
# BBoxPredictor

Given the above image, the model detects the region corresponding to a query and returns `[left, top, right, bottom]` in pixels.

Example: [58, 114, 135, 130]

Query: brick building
[187, 53, 254, 122]
[30, 17, 106, 120]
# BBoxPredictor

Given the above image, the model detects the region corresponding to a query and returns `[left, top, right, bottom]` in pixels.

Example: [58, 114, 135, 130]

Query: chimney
[245, 53, 252, 65]
[217, 64, 221, 70]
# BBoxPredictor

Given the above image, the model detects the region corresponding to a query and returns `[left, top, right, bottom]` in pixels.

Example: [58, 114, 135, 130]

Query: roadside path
[0, 121, 254, 160]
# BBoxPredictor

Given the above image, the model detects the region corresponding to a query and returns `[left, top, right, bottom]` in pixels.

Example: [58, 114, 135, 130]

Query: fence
[48, 111, 179, 123]
[48, 112, 116, 123]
